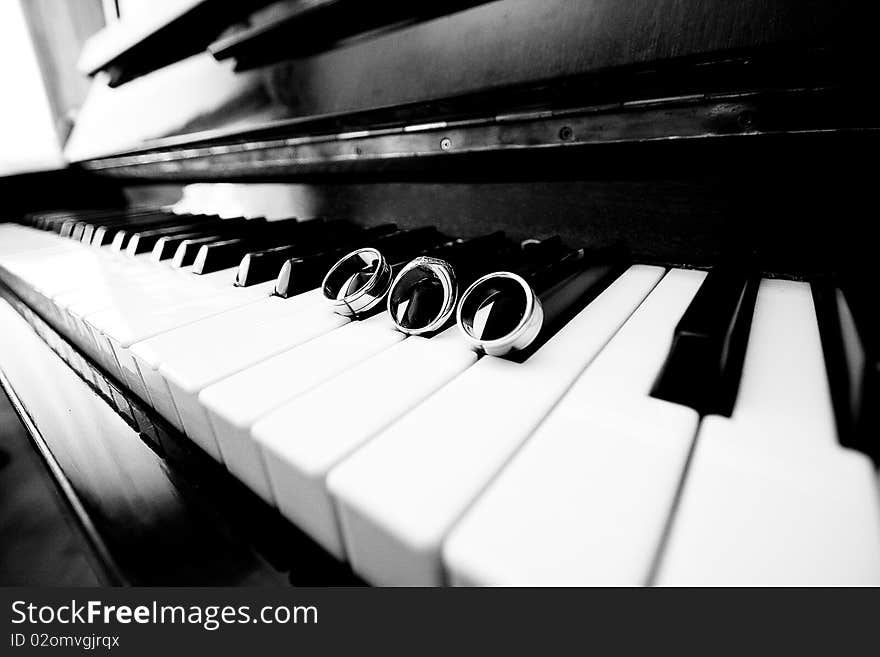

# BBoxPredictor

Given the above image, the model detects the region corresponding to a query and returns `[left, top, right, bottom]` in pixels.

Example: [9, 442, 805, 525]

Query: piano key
[202, 236, 519, 494]
[191, 238, 250, 274]
[1, 246, 202, 377]
[200, 312, 406, 501]
[442, 270, 709, 586]
[126, 288, 325, 422]
[709, 279, 839, 452]
[273, 226, 440, 299]
[94, 211, 189, 248]
[151, 232, 207, 261]
[388, 233, 514, 335]
[327, 266, 688, 585]
[161, 304, 349, 459]
[86, 226, 294, 307]
[171, 235, 225, 267]
[123, 217, 239, 256]
[55, 208, 157, 239]
[0, 224, 72, 256]
[236, 244, 308, 287]
[813, 279, 879, 463]
[650, 267, 758, 416]
[235, 221, 364, 287]
[48, 246, 264, 350]
[90, 280, 279, 390]
[69, 223, 88, 241]
[24, 267, 258, 391]
[458, 249, 620, 357]
[253, 327, 478, 557]
[657, 279, 880, 585]
[94, 224, 369, 363]
[657, 427, 880, 586]
[190, 218, 334, 275]
[323, 239, 462, 319]
[237, 224, 396, 288]
[110, 215, 231, 250]
[124, 214, 259, 253]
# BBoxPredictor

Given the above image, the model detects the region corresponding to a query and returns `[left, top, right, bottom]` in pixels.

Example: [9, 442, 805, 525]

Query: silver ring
[387, 256, 457, 335]
[322, 247, 393, 317]
[456, 272, 544, 356]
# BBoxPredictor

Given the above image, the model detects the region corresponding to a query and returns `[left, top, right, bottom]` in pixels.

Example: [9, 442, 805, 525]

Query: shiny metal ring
[456, 271, 544, 356]
[322, 247, 394, 317]
[387, 256, 457, 335]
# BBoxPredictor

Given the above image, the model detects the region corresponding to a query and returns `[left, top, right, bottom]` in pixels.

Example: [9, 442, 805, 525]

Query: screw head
[440, 138, 452, 151]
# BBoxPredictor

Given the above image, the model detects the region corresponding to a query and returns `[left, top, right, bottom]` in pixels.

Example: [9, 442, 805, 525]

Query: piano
[0, 0, 878, 586]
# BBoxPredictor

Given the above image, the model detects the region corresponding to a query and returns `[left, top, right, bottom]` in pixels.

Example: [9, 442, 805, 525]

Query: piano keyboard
[1, 209, 878, 587]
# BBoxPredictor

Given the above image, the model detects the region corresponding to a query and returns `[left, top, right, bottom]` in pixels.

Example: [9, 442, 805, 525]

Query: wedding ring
[387, 256, 457, 335]
[322, 247, 394, 317]
[456, 272, 544, 356]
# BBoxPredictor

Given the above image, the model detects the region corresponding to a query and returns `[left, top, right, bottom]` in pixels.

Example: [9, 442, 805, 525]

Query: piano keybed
[0, 208, 877, 587]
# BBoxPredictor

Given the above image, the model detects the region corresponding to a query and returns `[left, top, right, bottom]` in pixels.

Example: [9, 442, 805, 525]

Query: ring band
[322, 247, 394, 317]
[456, 271, 544, 356]
[387, 256, 457, 335]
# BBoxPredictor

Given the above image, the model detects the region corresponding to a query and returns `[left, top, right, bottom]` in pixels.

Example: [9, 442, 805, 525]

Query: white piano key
[84, 281, 276, 390]
[0, 230, 286, 413]
[444, 401, 698, 586]
[658, 425, 880, 586]
[133, 349, 186, 431]
[0, 225, 70, 255]
[705, 279, 838, 453]
[84, 278, 273, 348]
[127, 288, 322, 400]
[161, 304, 349, 460]
[200, 312, 406, 501]
[656, 279, 880, 585]
[253, 327, 478, 558]
[327, 264, 669, 585]
[122, 288, 321, 410]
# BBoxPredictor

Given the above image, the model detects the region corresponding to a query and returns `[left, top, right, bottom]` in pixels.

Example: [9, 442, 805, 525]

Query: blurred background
[0, 0, 226, 177]
[0, 0, 105, 176]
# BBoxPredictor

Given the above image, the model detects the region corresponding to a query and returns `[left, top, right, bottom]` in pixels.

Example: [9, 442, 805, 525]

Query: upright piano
[1, 0, 878, 586]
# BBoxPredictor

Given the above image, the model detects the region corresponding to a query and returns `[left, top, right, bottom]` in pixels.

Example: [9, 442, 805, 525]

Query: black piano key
[515, 247, 623, 356]
[387, 232, 514, 334]
[111, 212, 259, 250]
[650, 267, 758, 417]
[34, 207, 143, 234]
[192, 238, 250, 274]
[97, 213, 187, 247]
[79, 209, 181, 244]
[151, 218, 266, 259]
[234, 222, 363, 286]
[813, 279, 878, 463]
[107, 213, 225, 250]
[59, 220, 81, 237]
[57, 211, 124, 236]
[126, 224, 205, 255]
[320, 228, 453, 316]
[124, 216, 251, 255]
[69, 223, 88, 241]
[458, 238, 600, 342]
[190, 218, 334, 275]
[235, 244, 315, 286]
[152, 231, 215, 261]
[316, 226, 447, 303]
[171, 236, 225, 268]
[456, 241, 624, 359]
[236, 223, 394, 288]
[273, 224, 401, 297]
